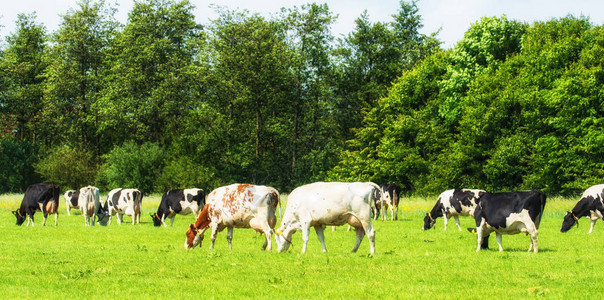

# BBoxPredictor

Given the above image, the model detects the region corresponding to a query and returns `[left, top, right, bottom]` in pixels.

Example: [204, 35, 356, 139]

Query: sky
[1, 0, 604, 49]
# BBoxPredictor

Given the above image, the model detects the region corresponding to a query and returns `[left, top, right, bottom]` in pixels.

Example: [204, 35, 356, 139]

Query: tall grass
[0, 193, 601, 298]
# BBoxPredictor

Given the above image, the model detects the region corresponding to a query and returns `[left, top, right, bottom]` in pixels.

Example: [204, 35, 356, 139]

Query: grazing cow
[78, 185, 104, 226]
[63, 190, 80, 216]
[184, 184, 280, 250]
[13, 183, 60, 226]
[275, 182, 379, 254]
[473, 190, 546, 253]
[561, 184, 604, 233]
[374, 183, 402, 221]
[423, 189, 486, 231]
[152, 188, 205, 227]
[100, 188, 143, 225]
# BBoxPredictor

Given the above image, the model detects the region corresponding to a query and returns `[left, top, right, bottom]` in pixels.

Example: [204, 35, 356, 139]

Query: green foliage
[155, 156, 220, 192]
[0, 138, 40, 192]
[336, 15, 604, 195]
[96, 141, 163, 193]
[34, 144, 96, 189]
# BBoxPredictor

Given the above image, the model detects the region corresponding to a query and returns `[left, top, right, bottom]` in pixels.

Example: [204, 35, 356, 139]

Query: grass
[0, 193, 602, 298]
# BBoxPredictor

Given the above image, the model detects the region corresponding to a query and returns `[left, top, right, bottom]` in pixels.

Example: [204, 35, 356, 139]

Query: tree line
[1, 0, 602, 196]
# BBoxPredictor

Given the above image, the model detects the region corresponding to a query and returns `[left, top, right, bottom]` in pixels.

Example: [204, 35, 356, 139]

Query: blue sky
[1, 0, 604, 49]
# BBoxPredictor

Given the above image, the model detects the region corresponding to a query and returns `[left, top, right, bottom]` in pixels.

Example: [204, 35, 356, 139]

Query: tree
[0, 13, 48, 143]
[98, 0, 202, 148]
[42, 0, 119, 151]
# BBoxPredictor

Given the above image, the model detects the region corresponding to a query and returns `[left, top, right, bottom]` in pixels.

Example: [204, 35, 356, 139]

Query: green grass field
[0, 193, 602, 299]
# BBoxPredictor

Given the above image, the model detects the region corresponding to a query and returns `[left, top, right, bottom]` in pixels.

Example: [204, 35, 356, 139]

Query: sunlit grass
[0, 192, 600, 299]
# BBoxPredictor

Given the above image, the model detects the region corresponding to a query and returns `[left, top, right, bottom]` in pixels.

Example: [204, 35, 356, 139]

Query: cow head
[151, 213, 162, 226]
[274, 228, 294, 252]
[96, 206, 110, 226]
[184, 224, 204, 249]
[422, 213, 436, 230]
[13, 210, 25, 226]
[560, 211, 580, 232]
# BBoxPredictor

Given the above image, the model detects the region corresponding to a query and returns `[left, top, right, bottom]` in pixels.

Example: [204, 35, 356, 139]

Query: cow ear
[12, 211, 16, 216]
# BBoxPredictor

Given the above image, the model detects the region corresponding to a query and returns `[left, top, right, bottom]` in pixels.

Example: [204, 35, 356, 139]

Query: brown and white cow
[78, 185, 103, 226]
[100, 188, 143, 225]
[275, 182, 379, 254]
[184, 184, 280, 250]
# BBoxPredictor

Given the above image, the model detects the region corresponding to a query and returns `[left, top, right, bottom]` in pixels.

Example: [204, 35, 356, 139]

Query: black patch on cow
[110, 189, 123, 207]
[69, 191, 80, 207]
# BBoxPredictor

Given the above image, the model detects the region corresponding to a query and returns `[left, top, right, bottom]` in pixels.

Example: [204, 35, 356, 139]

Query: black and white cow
[473, 190, 546, 253]
[423, 189, 486, 231]
[13, 183, 60, 226]
[374, 183, 402, 221]
[561, 184, 604, 233]
[101, 188, 143, 225]
[63, 190, 79, 216]
[151, 188, 205, 227]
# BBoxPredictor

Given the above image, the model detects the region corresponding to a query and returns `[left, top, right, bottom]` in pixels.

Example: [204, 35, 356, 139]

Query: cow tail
[368, 182, 382, 203]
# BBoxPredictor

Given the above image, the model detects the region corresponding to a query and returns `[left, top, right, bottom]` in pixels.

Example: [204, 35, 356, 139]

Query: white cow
[63, 190, 79, 216]
[100, 188, 143, 225]
[275, 182, 379, 254]
[78, 185, 102, 226]
[184, 184, 280, 250]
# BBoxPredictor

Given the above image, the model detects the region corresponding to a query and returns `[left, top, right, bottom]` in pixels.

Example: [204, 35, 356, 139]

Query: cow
[151, 188, 205, 227]
[63, 190, 80, 216]
[473, 190, 546, 253]
[275, 182, 379, 254]
[100, 188, 143, 225]
[184, 184, 280, 250]
[374, 183, 402, 221]
[13, 183, 60, 226]
[561, 184, 604, 233]
[78, 185, 104, 226]
[423, 189, 486, 231]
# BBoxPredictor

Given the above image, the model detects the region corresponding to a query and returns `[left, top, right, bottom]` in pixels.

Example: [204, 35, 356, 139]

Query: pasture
[0, 193, 602, 298]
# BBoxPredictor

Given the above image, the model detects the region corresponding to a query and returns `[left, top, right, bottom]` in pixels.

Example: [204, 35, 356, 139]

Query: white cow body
[275, 182, 378, 254]
[103, 188, 143, 225]
[78, 186, 101, 226]
[184, 184, 280, 250]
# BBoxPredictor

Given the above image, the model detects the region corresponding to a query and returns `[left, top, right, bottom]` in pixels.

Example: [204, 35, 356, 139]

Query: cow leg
[42, 212, 48, 226]
[170, 217, 175, 227]
[443, 215, 449, 231]
[117, 213, 123, 225]
[454, 216, 461, 231]
[352, 227, 365, 253]
[332, 226, 336, 231]
[364, 221, 375, 254]
[394, 205, 399, 221]
[301, 224, 311, 253]
[262, 224, 273, 251]
[529, 231, 538, 253]
[495, 232, 503, 252]
[476, 222, 487, 252]
[28, 214, 34, 226]
[589, 219, 596, 234]
[314, 225, 327, 253]
[209, 223, 219, 249]
[226, 227, 233, 250]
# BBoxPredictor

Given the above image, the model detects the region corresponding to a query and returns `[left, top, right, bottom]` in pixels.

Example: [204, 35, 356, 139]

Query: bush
[96, 141, 163, 193]
[0, 138, 40, 193]
[34, 144, 97, 190]
[155, 156, 220, 192]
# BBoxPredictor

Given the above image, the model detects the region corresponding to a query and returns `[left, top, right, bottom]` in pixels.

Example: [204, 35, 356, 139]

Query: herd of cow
[10, 182, 604, 254]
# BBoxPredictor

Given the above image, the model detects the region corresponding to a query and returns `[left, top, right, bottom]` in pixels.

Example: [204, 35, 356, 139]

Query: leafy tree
[0, 13, 48, 143]
[98, 0, 202, 147]
[34, 144, 97, 189]
[96, 141, 163, 193]
[41, 0, 119, 152]
[0, 137, 40, 192]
